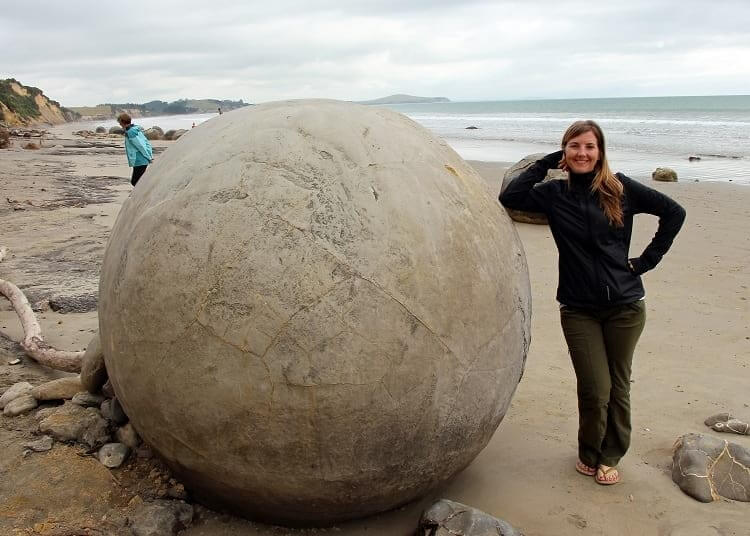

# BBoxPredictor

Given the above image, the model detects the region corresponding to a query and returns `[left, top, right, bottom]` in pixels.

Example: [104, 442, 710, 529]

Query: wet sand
[1, 125, 748, 535]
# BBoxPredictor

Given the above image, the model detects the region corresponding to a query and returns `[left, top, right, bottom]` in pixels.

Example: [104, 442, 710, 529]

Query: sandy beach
[1, 125, 748, 535]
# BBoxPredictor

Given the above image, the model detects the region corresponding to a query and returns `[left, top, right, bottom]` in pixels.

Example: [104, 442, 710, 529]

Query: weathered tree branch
[0, 246, 83, 372]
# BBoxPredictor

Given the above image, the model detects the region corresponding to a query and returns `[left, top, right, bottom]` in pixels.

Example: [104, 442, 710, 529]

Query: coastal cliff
[0, 79, 80, 126]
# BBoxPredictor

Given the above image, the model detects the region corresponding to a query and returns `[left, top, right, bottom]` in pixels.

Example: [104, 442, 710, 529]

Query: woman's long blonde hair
[562, 120, 624, 227]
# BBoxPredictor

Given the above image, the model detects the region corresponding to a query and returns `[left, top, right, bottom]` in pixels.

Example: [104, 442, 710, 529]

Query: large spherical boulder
[499, 153, 567, 225]
[99, 99, 531, 524]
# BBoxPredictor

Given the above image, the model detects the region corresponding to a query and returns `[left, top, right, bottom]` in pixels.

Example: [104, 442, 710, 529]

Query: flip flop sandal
[595, 466, 620, 485]
[576, 460, 597, 476]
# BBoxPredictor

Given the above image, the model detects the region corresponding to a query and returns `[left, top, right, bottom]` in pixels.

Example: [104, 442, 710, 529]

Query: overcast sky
[2, 0, 749, 106]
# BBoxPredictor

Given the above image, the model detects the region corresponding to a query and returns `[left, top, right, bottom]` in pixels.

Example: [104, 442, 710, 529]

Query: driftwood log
[0, 246, 83, 372]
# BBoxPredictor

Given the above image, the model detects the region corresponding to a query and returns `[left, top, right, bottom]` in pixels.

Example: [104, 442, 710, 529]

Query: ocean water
[97, 95, 750, 185]
[386, 95, 750, 185]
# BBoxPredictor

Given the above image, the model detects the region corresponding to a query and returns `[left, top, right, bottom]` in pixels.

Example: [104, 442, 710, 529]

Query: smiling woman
[499, 119, 686, 486]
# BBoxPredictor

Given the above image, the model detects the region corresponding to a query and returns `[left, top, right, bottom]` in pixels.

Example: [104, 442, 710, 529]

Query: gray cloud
[2, 0, 748, 105]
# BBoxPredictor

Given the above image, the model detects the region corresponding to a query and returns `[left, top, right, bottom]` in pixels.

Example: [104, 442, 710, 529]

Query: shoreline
[1, 132, 748, 534]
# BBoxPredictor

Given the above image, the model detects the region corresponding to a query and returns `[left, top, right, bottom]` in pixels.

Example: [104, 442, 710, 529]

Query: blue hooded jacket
[124, 124, 153, 167]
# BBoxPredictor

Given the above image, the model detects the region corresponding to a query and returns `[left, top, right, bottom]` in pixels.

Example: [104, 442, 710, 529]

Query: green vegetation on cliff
[0, 79, 43, 120]
[0, 78, 80, 124]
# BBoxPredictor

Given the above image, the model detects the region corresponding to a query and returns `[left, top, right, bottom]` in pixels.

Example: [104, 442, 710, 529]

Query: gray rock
[499, 153, 567, 224]
[3, 394, 38, 416]
[48, 293, 98, 313]
[129, 500, 194, 536]
[652, 167, 678, 182]
[116, 423, 141, 449]
[0, 381, 34, 409]
[98, 99, 531, 523]
[23, 435, 54, 452]
[98, 442, 130, 468]
[72, 391, 105, 407]
[109, 126, 125, 135]
[101, 397, 128, 425]
[171, 128, 187, 140]
[704, 412, 750, 435]
[96, 126, 107, 134]
[81, 332, 108, 394]
[672, 433, 750, 502]
[145, 127, 164, 140]
[34, 406, 59, 421]
[32, 376, 84, 401]
[38, 401, 111, 449]
[418, 499, 522, 536]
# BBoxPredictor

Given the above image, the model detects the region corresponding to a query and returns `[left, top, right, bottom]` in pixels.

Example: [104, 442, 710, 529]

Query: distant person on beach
[218, 107, 222, 115]
[499, 120, 685, 485]
[117, 113, 153, 187]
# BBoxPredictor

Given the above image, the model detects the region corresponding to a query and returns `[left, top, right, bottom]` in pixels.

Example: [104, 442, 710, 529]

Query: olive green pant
[560, 301, 646, 468]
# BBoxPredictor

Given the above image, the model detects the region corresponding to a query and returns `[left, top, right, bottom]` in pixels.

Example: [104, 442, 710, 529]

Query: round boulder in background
[499, 153, 567, 225]
[99, 100, 531, 524]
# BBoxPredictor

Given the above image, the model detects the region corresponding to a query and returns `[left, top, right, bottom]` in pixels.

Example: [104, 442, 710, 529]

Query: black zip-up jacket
[499, 151, 686, 309]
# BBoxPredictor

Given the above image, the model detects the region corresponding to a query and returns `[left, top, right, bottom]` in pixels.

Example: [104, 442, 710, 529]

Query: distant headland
[357, 94, 451, 105]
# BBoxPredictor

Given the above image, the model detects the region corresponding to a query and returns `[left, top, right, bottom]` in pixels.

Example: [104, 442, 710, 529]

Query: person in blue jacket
[117, 113, 153, 186]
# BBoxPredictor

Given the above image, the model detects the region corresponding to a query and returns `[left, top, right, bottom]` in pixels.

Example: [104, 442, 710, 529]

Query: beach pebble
[116, 423, 141, 449]
[417, 499, 522, 536]
[101, 397, 128, 425]
[38, 401, 111, 449]
[136, 444, 154, 460]
[0, 381, 34, 409]
[704, 412, 750, 435]
[98, 442, 130, 468]
[32, 376, 84, 401]
[72, 391, 105, 407]
[129, 499, 194, 536]
[3, 394, 38, 416]
[23, 435, 54, 452]
[652, 167, 678, 182]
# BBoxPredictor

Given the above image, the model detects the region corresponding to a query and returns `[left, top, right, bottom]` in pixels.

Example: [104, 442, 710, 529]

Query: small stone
[0, 381, 34, 409]
[8, 358, 21, 365]
[39, 401, 111, 449]
[101, 398, 128, 425]
[98, 443, 130, 468]
[136, 445, 153, 459]
[116, 423, 141, 449]
[129, 500, 194, 536]
[418, 499, 522, 536]
[167, 483, 187, 500]
[23, 436, 54, 452]
[3, 394, 38, 416]
[34, 406, 58, 421]
[32, 376, 84, 401]
[71, 391, 105, 407]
